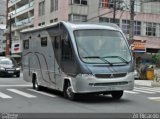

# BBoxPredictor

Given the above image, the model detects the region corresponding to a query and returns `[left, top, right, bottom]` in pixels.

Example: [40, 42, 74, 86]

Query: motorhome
[21, 21, 134, 100]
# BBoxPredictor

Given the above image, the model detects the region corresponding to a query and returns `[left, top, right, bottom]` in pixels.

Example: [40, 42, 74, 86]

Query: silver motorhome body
[21, 21, 134, 99]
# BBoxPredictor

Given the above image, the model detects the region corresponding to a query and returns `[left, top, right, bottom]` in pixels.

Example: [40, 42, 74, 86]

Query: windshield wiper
[82, 56, 113, 66]
[103, 56, 129, 64]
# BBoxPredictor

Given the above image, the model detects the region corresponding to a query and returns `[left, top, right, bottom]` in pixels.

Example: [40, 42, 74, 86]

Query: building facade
[8, 0, 34, 56]
[8, 0, 160, 65]
[0, 0, 6, 56]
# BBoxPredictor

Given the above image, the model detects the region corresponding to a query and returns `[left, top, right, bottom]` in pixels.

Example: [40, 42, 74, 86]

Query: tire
[64, 81, 77, 101]
[33, 77, 42, 91]
[111, 91, 123, 99]
[16, 73, 20, 77]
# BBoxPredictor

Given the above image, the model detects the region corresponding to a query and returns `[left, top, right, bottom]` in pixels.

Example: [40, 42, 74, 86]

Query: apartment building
[0, 0, 6, 56]
[8, 0, 34, 56]
[94, 0, 160, 66]
[0, 0, 6, 24]
[7, 0, 160, 63]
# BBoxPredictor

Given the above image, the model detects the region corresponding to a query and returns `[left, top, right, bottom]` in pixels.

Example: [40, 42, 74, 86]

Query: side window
[23, 40, 29, 49]
[61, 33, 73, 60]
[41, 37, 47, 47]
[54, 36, 60, 49]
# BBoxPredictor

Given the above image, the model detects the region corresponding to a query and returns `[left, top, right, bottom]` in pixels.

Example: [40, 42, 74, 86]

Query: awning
[134, 36, 160, 49]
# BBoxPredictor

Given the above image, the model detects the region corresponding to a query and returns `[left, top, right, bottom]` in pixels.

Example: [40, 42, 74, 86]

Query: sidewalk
[134, 80, 152, 87]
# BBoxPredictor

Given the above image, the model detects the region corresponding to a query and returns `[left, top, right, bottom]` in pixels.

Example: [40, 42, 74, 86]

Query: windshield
[0, 58, 16, 66]
[74, 29, 131, 64]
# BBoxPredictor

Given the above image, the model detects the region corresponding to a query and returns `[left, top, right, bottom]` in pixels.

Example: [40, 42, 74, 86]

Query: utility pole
[6, 0, 10, 56]
[113, 0, 116, 23]
[9, 15, 12, 56]
[129, 0, 135, 41]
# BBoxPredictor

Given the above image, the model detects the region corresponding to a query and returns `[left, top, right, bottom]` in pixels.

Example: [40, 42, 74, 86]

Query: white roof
[21, 21, 121, 33]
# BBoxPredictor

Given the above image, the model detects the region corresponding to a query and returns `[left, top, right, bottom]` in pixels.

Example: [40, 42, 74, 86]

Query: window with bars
[99, 17, 120, 26]
[122, 20, 130, 34]
[50, 0, 58, 12]
[134, 21, 141, 35]
[146, 22, 156, 36]
[69, 14, 87, 22]
[71, 0, 88, 5]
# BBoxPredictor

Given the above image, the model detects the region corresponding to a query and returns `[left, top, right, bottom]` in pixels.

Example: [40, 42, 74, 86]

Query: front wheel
[64, 81, 77, 101]
[111, 91, 123, 99]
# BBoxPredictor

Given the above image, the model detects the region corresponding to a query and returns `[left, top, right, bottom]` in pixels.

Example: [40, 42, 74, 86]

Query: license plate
[8, 71, 14, 73]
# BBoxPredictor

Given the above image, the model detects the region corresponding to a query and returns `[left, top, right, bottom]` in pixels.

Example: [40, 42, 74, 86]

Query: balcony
[12, 17, 34, 30]
[9, 0, 21, 7]
[9, 1, 34, 17]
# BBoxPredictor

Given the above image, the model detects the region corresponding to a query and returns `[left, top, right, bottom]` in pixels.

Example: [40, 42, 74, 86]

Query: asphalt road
[0, 74, 160, 118]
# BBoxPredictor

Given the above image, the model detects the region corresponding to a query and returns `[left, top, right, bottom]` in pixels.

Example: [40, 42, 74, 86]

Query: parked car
[0, 57, 20, 77]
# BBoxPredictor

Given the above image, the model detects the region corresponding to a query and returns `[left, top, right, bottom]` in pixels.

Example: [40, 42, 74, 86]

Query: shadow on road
[30, 87, 131, 103]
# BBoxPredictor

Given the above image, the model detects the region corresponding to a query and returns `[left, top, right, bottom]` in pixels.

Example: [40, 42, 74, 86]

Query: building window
[54, 18, 58, 22]
[99, 17, 120, 26]
[41, 37, 47, 47]
[42, 22, 45, 25]
[99, 0, 109, 8]
[50, 19, 54, 23]
[69, 14, 87, 22]
[159, 24, 160, 37]
[39, 1, 45, 16]
[146, 22, 156, 36]
[50, 0, 58, 12]
[134, 21, 141, 35]
[38, 23, 42, 26]
[71, 0, 88, 5]
[23, 40, 29, 49]
[99, 0, 123, 9]
[122, 20, 130, 34]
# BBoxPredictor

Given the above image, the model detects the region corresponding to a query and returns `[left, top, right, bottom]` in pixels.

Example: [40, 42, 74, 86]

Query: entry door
[51, 35, 62, 88]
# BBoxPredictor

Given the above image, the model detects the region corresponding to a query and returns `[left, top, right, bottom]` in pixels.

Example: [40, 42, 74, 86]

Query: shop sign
[132, 40, 146, 52]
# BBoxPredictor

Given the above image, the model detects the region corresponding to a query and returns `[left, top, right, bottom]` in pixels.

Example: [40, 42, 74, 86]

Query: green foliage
[152, 53, 160, 66]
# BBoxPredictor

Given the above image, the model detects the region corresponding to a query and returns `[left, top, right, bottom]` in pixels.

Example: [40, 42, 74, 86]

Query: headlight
[16, 68, 21, 70]
[0, 67, 5, 70]
[77, 74, 95, 80]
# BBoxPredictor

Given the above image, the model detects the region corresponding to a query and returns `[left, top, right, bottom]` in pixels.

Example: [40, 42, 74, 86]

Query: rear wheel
[64, 81, 77, 101]
[32, 75, 42, 91]
[111, 91, 123, 99]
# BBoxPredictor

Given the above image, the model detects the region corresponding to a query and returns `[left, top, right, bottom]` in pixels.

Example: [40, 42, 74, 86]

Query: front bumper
[0, 70, 20, 76]
[72, 73, 134, 93]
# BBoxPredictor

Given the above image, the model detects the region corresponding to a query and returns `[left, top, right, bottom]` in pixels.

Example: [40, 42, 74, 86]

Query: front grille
[89, 81, 128, 87]
[95, 73, 127, 78]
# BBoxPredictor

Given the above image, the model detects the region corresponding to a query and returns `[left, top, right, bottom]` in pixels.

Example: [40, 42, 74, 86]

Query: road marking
[148, 97, 160, 101]
[148, 97, 160, 100]
[7, 89, 36, 98]
[0, 85, 32, 87]
[133, 89, 156, 94]
[0, 92, 12, 99]
[124, 91, 139, 94]
[28, 89, 57, 98]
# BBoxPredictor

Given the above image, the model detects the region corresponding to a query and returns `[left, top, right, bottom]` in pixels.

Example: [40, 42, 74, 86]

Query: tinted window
[41, 37, 47, 47]
[23, 40, 29, 49]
